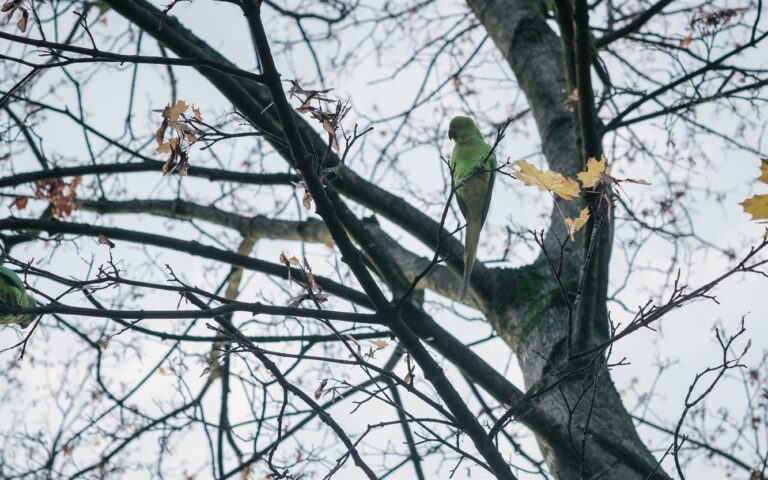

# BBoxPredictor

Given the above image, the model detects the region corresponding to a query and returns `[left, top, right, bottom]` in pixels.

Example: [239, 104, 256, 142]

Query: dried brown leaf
[161, 158, 174, 176]
[321, 117, 339, 151]
[155, 119, 168, 146]
[12, 196, 28, 210]
[17, 7, 27, 32]
[622, 178, 651, 185]
[156, 137, 178, 154]
[286, 79, 333, 100]
[743, 338, 752, 356]
[306, 270, 317, 290]
[176, 158, 189, 176]
[35, 177, 81, 219]
[287, 294, 306, 308]
[98, 234, 115, 248]
[162, 100, 188, 122]
[314, 379, 327, 399]
[302, 189, 312, 211]
[279, 252, 300, 266]
[369, 339, 388, 349]
[295, 98, 315, 114]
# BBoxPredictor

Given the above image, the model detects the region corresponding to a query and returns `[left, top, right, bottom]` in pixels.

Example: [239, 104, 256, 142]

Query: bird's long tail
[460, 218, 482, 300]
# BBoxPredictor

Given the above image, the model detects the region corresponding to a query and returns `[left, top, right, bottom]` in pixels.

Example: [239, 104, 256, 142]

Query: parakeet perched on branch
[448, 116, 496, 300]
[0, 265, 37, 328]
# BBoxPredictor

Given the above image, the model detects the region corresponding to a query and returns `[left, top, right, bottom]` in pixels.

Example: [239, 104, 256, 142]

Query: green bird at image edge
[448, 116, 496, 300]
[0, 265, 37, 328]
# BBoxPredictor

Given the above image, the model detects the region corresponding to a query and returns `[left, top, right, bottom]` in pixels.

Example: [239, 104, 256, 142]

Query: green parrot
[448, 116, 496, 300]
[0, 265, 37, 328]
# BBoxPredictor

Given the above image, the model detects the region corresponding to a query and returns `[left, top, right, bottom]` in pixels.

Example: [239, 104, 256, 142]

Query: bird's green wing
[0, 265, 26, 291]
[0, 265, 36, 328]
[451, 177, 469, 218]
[450, 140, 495, 300]
[452, 143, 494, 217]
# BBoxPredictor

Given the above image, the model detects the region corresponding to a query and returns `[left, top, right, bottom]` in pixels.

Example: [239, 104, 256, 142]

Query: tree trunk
[468, 0, 668, 477]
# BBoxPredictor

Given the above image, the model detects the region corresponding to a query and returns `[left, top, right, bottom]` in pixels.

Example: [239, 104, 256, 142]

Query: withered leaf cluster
[2, 0, 32, 33]
[154, 100, 202, 176]
[35, 176, 81, 219]
[279, 252, 329, 307]
[287, 79, 351, 151]
[690, 7, 745, 33]
[290, 174, 314, 212]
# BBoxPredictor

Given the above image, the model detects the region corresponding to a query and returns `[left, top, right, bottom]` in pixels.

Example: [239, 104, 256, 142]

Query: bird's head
[448, 116, 481, 142]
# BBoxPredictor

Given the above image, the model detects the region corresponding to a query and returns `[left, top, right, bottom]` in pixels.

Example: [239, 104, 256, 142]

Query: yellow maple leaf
[564, 207, 590, 240]
[513, 160, 580, 200]
[162, 100, 188, 122]
[758, 158, 768, 184]
[741, 194, 768, 220]
[577, 155, 608, 188]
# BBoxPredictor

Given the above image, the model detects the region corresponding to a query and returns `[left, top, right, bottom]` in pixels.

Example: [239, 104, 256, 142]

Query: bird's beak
[448, 128, 456, 140]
